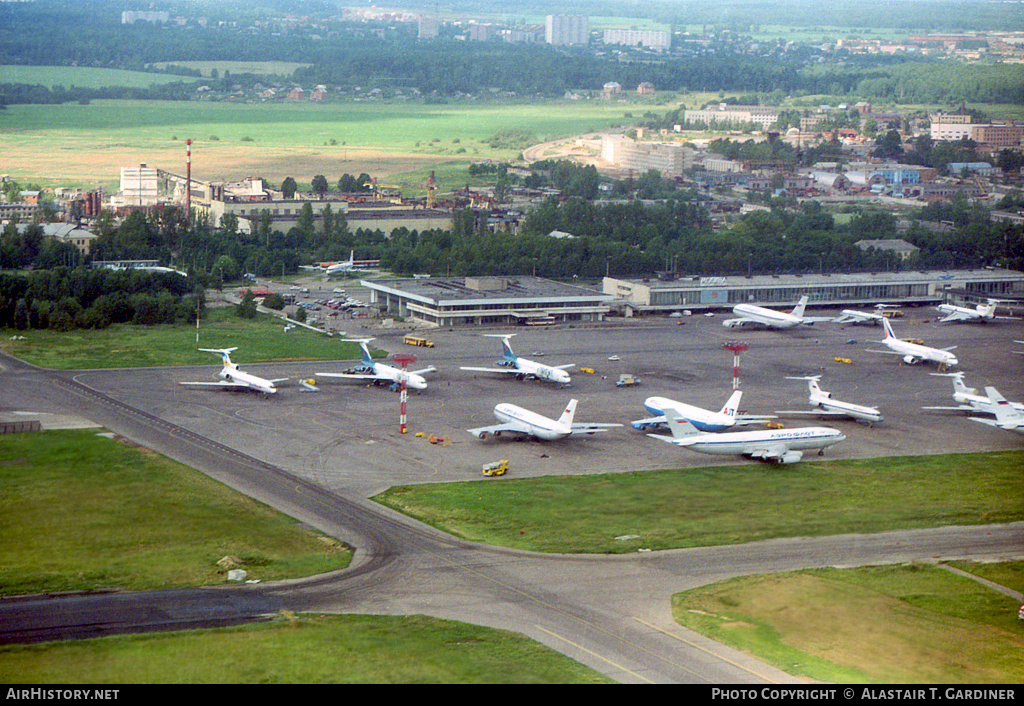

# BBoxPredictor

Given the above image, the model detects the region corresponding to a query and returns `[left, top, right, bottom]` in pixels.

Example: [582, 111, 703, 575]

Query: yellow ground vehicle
[404, 335, 435, 348]
[482, 460, 509, 477]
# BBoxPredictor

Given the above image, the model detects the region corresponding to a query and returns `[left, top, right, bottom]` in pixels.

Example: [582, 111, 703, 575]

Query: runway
[2, 310, 1022, 683]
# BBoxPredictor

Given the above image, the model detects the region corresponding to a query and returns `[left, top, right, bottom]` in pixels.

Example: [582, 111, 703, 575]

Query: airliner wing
[732, 414, 778, 425]
[410, 366, 437, 376]
[316, 372, 382, 382]
[460, 366, 521, 375]
[938, 309, 974, 323]
[180, 381, 255, 389]
[568, 422, 622, 435]
[800, 316, 836, 325]
[748, 443, 798, 462]
[722, 317, 756, 328]
[467, 422, 528, 437]
[631, 415, 666, 430]
[554, 364, 575, 370]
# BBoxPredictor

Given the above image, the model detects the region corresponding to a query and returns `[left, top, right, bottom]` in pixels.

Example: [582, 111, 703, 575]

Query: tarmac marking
[533, 624, 655, 683]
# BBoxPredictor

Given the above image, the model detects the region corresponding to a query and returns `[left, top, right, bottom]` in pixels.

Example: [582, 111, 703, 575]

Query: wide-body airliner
[723, 295, 833, 330]
[631, 390, 776, 432]
[468, 399, 620, 441]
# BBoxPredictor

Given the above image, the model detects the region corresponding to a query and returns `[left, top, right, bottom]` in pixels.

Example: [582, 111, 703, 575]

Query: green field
[0, 65, 201, 90]
[0, 307, 370, 369]
[673, 562, 1024, 683]
[0, 428, 350, 596]
[0, 613, 611, 684]
[374, 451, 1024, 554]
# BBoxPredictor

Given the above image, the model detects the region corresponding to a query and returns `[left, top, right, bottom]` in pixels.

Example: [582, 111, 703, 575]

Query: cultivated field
[0, 97, 655, 191]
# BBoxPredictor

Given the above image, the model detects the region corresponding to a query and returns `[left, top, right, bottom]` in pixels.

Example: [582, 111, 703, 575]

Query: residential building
[684, 104, 779, 130]
[603, 29, 670, 51]
[545, 15, 589, 46]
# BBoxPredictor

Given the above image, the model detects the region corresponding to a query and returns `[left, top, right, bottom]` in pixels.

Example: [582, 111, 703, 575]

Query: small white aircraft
[460, 334, 573, 385]
[301, 250, 355, 276]
[923, 372, 1024, 416]
[868, 318, 958, 370]
[936, 299, 1016, 324]
[179, 348, 287, 397]
[968, 387, 1024, 436]
[722, 295, 834, 330]
[648, 408, 846, 464]
[316, 338, 435, 391]
[776, 376, 884, 425]
[631, 390, 776, 432]
[468, 399, 621, 441]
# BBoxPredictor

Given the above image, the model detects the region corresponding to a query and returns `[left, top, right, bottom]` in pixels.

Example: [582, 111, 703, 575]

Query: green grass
[0, 613, 612, 683]
[672, 563, 1024, 683]
[0, 429, 350, 596]
[0, 307, 371, 369]
[373, 451, 1024, 553]
[0, 65, 201, 90]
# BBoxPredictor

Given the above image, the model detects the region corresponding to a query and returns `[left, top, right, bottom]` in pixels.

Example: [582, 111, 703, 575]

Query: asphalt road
[2, 309, 1023, 683]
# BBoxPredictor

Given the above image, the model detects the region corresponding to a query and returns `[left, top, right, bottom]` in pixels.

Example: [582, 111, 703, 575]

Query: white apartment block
[931, 122, 974, 141]
[684, 104, 779, 130]
[545, 15, 589, 46]
[603, 29, 671, 51]
[601, 135, 687, 178]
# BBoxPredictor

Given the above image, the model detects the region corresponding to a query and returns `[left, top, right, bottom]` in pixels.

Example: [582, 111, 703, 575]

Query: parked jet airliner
[936, 298, 1016, 324]
[460, 334, 573, 385]
[468, 399, 621, 441]
[316, 338, 435, 391]
[775, 376, 884, 425]
[723, 296, 833, 330]
[868, 318, 958, 369]
[923, 372, 1024, 416]
[179, 348, 287, 397]
[969, 387, 1024, 436]
[301, 250, 355, 276]
[631, 390, 776, 431]
[648, 408, 846, 464]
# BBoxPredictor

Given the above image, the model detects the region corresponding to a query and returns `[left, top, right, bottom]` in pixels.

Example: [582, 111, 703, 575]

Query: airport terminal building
[361, 276, 614, 327]
[603, 269, 1024, 315]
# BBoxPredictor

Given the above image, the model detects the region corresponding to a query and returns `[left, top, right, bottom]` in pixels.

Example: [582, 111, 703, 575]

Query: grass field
[373, 450, 1024, 554]
[0, 65, 201, 90]
[672, 562, 1024, 683]
[0, 306, 369, 369]
[0, 428, 350, 596]
[0, 613, 611, 684]
[0, 97, 652, 190]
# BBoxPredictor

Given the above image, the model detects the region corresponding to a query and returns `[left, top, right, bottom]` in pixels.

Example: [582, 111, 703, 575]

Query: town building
[603, 29, 670, 51]
[601, 135, 689, 178]
[545, 15, 589, 46]
[361, 275, 614, 326]
[603, 269, 1024, 316]
[684, 104, 779, 130]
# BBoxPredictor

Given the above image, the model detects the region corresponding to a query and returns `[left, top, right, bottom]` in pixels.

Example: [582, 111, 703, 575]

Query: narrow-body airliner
[776, 376, 884, 425]
[631, 390, 776, 431]
[648, 408, 846, 464]
[723, 296, 833, 330]
[923, 372, 1024, 416]
[468, 399, 621, 441]
[316, 338, 435, 391]
[936, 299, 1016, 324]
[868, 318, 958, 369]
[460, 334, 573, 385]
[179, 348, 287, 397]
[969, 387, 1024, 436]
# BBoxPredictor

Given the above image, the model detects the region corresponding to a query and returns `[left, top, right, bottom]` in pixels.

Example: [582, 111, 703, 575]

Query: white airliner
[832, 304, 901, 326]
[868, 318, 958, 369]
[923, 372, 1024, 416]
[301, 250, 355, 276]
[969, 387, 1024, 436]
[936, 299, 1016, 324]
[316, 338, 435, 391]
[648, 408, 846, 464]
[630, 390, 776, 432]
[179, 348, 287, 397]
[460, 334, 573, 385]
[468, 399, 621, 441]
[776, 376, 884, 425]
[722, 295, 833, 330]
